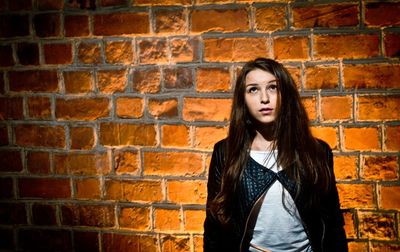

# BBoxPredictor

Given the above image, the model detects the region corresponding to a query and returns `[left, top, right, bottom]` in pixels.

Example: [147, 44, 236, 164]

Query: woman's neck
[251, 123, 276, 151]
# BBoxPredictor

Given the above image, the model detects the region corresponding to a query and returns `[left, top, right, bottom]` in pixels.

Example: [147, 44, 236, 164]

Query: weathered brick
[100, 123, 157, 146]
[196, 0, 233, 3]
[75, 178, 101, 199]
[119, 206, 150, 230]
[0, 97, 23, 119]
[100, 0, 127, 7]
[0, 45, 14, 66]
[104, 179, 163, 202]
[0, 125, 8, 146]
[321, 96, 352, 121]
[161, 124, 190, 147]
[362, 156, 398, 181]
[27, 96, 51, 119]
[138, 39, 168, 64]
[143, 151, 203, 176]
[310, 126, 338, 150]
[105, 40, 134, 64]
[15, 125, 66, 148]
[136, 0, 191, 4]
[102, 233, 158, 252]
[161, 235, 190, 252]
[56, 97, 110, 120]
[204, 37, 268, 62]
[33, 13, 61, 37]
[358, 211, 396, 240]
[64, 15, 90, 37]
[314, 34, 379, 59]
[370, 243, 400, 252]
[384, 32, 400, 58]
[344, 127, 380, 151]
[19, 178, 71, 199]
[196, 67, 231, 92]
[302, 96, 316, 121]
[9, 70, 58, 92]
[357, 95, 399, 121]
[148, 98, 178, 119]
[164, 67, 193, 89]
[343, 211, 356, 238]
[19, 229, 72, 251]
[116, 97, 143, 118]
[154, 208, 181, 231]
[0, 177, 13, 199]
[385, 126, 400, 151]
[274, 36, 309, 60]
[17, 42, 39, 65]
[155, 9, 187, 34]
[170, 37, 199, 63]
[9, 0, 32, 10]
[337, 183, 375, 208]
[348, 242, 368, 252]
[63, 70, 93, 93]
[293, 4, 358, 28]
[334, 155, 358, 180]
[0, 203, 26, 224]
[0, 14, 30, 38]
[343, 64, 400, 89]
[77, 42, 102, 64]
[62, 204, 115, 227]
[96, 69, 127, 93]
[255, 6, 286, 32]
[31, 204, 57, 225]
[183, 98, 231, 122]
[37, 0, 64, 10]
[70, 127, 95, 150]
[304, 65, 339, 89]
[167, 180, 206, 204]
[43, 43, 73, 65]
[0, 73, 3, 94]
[194, 236, 203, 252]
[74, 231, 100, 252]
[184, 209, 205, 231]
[114, 149, 140, 175]
[132, 67, 161, 93]
[94, 12, 149, 35]
[54, 152, 110, 175]
[365, 2, 400, 27]
[191, 8, 248, 33]
[194, 126, 227, 150]
[380, 185, 400, 210]
[27, 151, 50, 174]
[0, 150, 22, 172]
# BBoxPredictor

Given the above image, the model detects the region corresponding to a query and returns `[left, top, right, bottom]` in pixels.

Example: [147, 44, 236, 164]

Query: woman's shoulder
[315, 138, 332, 153]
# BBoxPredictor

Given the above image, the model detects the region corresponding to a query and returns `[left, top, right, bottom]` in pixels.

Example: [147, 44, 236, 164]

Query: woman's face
[244, 68, 279, 125]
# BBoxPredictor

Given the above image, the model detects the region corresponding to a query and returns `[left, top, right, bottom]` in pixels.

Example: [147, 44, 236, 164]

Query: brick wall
[0, 0, 399, 251]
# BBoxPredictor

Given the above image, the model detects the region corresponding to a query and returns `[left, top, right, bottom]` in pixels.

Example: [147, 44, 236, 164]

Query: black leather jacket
[204, 139, 348, 252]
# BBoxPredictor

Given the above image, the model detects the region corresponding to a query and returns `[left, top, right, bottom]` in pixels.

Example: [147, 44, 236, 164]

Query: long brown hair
[210, 58, 332, 224]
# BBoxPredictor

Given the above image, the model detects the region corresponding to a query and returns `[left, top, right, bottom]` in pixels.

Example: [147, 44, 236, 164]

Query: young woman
[203, 58, 348, 252]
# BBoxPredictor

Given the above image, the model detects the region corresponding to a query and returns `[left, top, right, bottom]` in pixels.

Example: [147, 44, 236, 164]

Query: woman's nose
[260, 90, 269, 103]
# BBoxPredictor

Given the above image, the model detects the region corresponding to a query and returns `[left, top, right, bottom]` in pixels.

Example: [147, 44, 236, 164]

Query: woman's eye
[268, 84, 277, 91]
[248, 87, 258, 93]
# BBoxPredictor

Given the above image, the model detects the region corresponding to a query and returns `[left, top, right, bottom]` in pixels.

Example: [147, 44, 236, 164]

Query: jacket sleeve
[203, 140, 225, 251]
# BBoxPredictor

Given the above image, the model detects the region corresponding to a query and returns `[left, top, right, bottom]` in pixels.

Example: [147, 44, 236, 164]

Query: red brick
[310, 126, 338, 150]
[0, 150, 22, 172]
[0, 177, 13, 199]
[43, 43, 73, 64]
[9, 0, 32, 10]
[183, 98, 231, 122]
[334, 155, 358, 180]
[370, 243, 400, 252]
[37, 0, 64, 10]
[274, 36, 309, 60]
[362, 156, 398, 181]
[161, 124, 189, 147]
[255, 6, 286, 32]
[293, 4, 358, 28]
[15, 125, 65, 148]
[344, 127, 380, 151]
[114, 149, 139, 175]
[194, 126, 228, 150]
[148, 98, 178, 119]
[302, 96, 317, 121]
[74, 231, 100, 252]
[70, 127, 95, 150]
[304, 65, 339, 89]
[0, 45, 14, 67]
[19, 229, 72, 251]
[100, 0, 127, 7]
[27, 151, 50, 174]
[194, 236, 203, 252]
[343, 211, 356, 238]
[0, 97, 23, 119]
[196, 0, 233, 3]
[116, 97, 143, 119]
[357, 95, 399, 121]
[103, 233, 158, 252]
[62, 204, 114, 227]
[132, 67, 161, 93]
[314, 34, 379, 59]
[65, 15, 90, 37]
[96, 69, 127, 93]
[348, 242, 368, 252]
[0, 73, 3, 94]
[31, 204, 57, 225]
[358, 211, 396, 240]
[77, 42, 101, 64]
[105, 40, 134, 64]
[136, 0, 191, 5]
[380, 185, 400, 210]
[384, 32, 400, 58]
[0, 125, 7, 146]
[33, 13, 61, 37]
[164, 67, 193, 89]
[16, 42, 39, 65]
[365, 2, 400, 27]
[154, 208, 181, 231]
[386, 126, 400, 151]
[105, 179, 162, 202]
[19, 178, 71, 199]
[56, 97, 110, 120]
[155, 9, 187, 34]
[94, 12, 149, 35]
[196, 67, 231, 92]
[167, 180, 206, 204]
[321, 96, 352, 121]
[75, 178, 101, 199]
[337, 183, 375, 208]
[170, 37, 199, 63]
[138, 38, 168, 64]
[161, 235, 190, 252]
[27, 96, 51, 119]
[192, 8, 248, 33]
[343, 64, 400, 89]
[100, 123, 156, 146]
[0, 14, 30, 38]
[144, 151, 203, 176]
[63, 70, 93, 93]
[184, 209, 206, 231]
[204, 37, 268, 62]
[9, 70, 58, 92]
[119, 206, 150, 230]
[54, 152, 110, 175]
[0, 203, 26, 224]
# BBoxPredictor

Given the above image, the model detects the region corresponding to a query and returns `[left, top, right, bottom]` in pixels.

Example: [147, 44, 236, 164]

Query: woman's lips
[259, 108, 273, 115]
